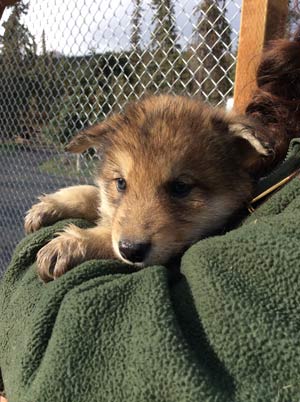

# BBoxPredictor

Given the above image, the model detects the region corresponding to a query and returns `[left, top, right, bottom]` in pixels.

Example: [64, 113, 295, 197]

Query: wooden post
[233, 0, 289, 114]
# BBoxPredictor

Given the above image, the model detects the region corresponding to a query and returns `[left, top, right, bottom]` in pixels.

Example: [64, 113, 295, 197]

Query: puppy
[25, 30, 300, 282]
[25, 94, 273, 281]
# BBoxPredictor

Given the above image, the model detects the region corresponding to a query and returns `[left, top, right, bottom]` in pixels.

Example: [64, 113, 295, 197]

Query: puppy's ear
[65, 122, 114, 153]
[228, 118, 273, 173]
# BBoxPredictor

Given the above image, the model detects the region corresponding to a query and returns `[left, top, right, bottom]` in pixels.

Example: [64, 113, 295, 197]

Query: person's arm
[0, 2, 21, 400]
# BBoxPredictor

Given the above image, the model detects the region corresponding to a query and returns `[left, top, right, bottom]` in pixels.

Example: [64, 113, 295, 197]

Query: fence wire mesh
[0, 0, 242, 273]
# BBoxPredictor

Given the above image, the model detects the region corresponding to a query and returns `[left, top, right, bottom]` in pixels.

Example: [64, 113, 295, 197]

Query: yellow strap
[248, 169, 300, 213]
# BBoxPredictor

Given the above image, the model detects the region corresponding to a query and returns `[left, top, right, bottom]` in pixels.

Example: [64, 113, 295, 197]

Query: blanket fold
[2, 141, 300, 402]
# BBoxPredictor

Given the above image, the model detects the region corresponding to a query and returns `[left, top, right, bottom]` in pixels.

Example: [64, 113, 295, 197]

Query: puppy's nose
[118, 240, 151, 263]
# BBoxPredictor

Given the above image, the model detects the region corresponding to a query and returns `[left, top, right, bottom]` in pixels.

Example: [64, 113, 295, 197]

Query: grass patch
[0, 142, 23, 154]
[39, 155, 95, 179]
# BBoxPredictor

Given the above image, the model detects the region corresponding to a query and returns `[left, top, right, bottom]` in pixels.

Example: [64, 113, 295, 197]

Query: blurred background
[0, 0, 297, 274]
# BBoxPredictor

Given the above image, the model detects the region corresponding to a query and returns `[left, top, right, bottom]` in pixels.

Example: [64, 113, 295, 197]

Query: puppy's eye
[168, 180, 193, 198]
[115, 178, 127, 192]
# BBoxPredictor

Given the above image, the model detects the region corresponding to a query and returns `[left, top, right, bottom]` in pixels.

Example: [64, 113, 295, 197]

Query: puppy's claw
[36, 233, 86, 282]
[24, 198, 61, 234]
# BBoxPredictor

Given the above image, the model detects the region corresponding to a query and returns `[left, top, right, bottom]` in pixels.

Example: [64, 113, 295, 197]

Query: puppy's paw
[36, 230, 86, 282]
[24, 197, 62, 234]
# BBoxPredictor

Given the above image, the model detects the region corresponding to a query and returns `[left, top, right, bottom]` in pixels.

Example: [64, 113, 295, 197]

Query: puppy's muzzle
[118, 240, 151, 263]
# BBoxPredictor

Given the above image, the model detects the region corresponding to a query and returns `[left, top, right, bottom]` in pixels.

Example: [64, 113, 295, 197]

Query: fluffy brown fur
[245, 28, 300, 173]
[25, 32, 300, 282]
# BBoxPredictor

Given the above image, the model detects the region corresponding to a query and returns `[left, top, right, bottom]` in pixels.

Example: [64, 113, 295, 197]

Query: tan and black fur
[25, 32, 300, 282]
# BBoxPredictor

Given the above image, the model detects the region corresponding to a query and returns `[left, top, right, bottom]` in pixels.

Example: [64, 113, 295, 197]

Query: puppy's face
[67, 95, 270, 266]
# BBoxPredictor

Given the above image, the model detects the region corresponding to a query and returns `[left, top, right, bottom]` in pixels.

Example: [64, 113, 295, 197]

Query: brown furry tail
[245, 28, 300, 170]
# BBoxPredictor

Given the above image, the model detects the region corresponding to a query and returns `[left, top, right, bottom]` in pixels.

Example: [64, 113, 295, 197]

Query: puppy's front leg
[25, 185, 100, 234]
[37, 225, 114, 282]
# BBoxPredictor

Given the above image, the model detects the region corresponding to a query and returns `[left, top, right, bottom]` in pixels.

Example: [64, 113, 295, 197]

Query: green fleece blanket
[2, 142, 300, 402]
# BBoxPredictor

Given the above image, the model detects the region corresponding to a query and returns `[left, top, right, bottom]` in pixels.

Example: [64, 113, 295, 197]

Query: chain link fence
[0, 0, 242, 274]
